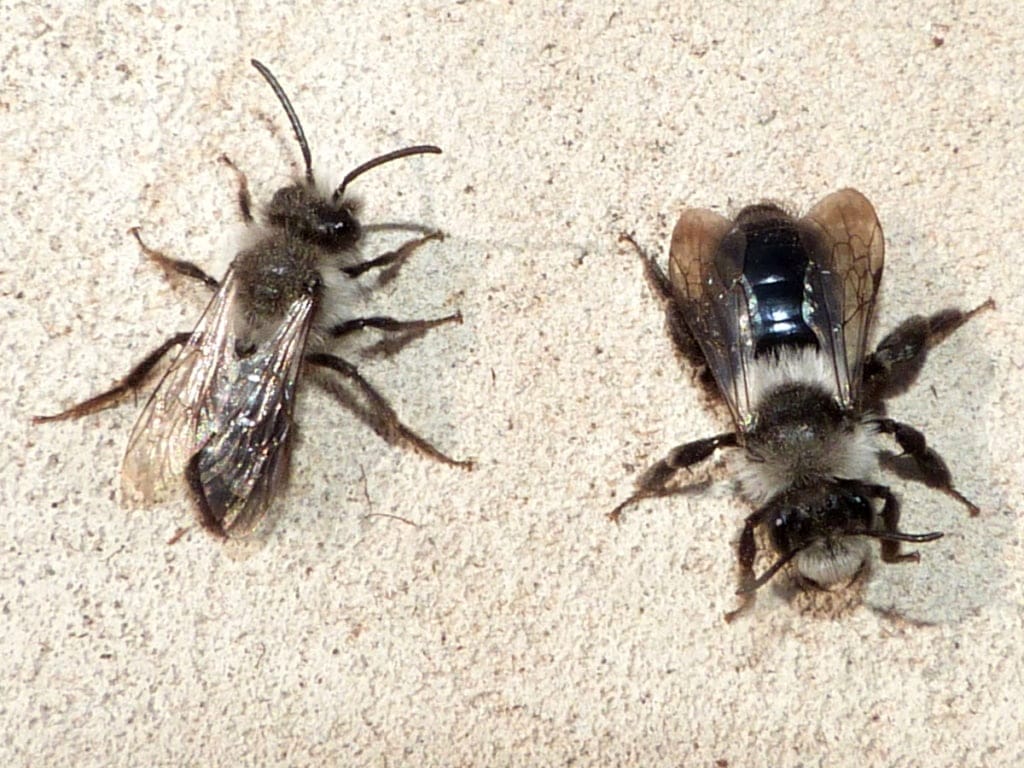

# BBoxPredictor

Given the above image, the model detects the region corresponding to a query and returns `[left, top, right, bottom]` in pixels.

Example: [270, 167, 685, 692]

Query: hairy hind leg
[33, 331, 192, 422]
[872, 418, 980, 516]
[863, 299, 994, 404]
[306, 352, 473, 469]
[35, 221, 220, 422]
[619, 232, 709, 372]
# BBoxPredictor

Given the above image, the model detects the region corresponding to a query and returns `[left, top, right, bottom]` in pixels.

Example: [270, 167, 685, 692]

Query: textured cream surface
[4, 1, 1024, 765]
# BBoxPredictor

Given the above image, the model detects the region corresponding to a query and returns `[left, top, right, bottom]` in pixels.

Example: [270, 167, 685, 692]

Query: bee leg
[723, 599, 753, 624]
[620, 231, 717, 401]
[218, 154, 254, 223]
[724, 507, 773, 622]
[129, 227, 219, 290]
[872, 418, 980, 516]
[608, 432, 737, 523]
[331, 312, 463, 359]
[342, 230, 444, 280]
[734, 512, 763, 589]
[619, 232, 674, 299]
[328, 311, 462, 339]
[863, 299, 994, 404]
[620, 232, 709, 369]
[32, 332, 193, 422]
[865, 483, 944, 562]
[306, 352, 473, 469]
[875, 484, 914, 563]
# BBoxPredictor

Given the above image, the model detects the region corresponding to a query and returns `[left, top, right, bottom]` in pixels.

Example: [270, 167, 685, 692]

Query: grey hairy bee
[35, 59, 470, 538]
[616, 189, 992, 618]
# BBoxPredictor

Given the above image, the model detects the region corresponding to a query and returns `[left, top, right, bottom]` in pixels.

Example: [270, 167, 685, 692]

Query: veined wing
[667, 207, 754, 428]
[189, 292, 315, 537]
[121, 270, 239, 505]
[801, 188, 884, 407]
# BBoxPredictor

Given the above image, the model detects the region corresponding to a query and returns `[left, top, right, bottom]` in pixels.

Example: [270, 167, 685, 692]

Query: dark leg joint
[33, 331, 193, 423]
[328, 312, 463, 340]
[129, 227, 219, 290]
[219, 154, 254, 223]
[872, 418, 979, 516]
[342, 230, 444, 279]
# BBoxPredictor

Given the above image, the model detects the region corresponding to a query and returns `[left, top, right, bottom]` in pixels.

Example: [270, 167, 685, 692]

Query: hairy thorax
[231, 232, 322, 348]
[737, 383, 876, 502]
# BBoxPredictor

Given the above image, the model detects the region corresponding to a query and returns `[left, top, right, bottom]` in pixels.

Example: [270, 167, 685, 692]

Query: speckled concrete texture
[3, 1, 1023, 765]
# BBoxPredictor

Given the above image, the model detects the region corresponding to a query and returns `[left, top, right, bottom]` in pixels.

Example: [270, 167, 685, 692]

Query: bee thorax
[232, 233, 321, 346]
[737, 383, 875, 502]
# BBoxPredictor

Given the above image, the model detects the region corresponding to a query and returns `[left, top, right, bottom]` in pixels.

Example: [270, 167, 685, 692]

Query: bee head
[742, 480, 942, 591]
[250, 59, 440, 253]
[742, 482, 876, 591]
[766, 482, 874, 560]
[265, 184, 362, 250]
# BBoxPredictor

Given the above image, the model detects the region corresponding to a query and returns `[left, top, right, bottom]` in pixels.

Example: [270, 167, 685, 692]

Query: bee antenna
[864, 529, 944, 544]
[250, 58, 315, 187]
[333, 145, 442, 203]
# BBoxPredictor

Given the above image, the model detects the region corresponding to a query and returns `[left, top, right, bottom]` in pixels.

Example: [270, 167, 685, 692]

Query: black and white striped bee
[35, 59, 470, 538]
[616, 189, 992, 618]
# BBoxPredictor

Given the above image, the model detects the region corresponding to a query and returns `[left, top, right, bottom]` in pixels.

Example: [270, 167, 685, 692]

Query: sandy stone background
[3, 1, 1023, 765]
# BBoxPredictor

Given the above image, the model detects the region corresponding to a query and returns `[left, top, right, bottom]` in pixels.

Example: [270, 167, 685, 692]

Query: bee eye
[311, 205, 360, 246]
[320, 211, 352, 234]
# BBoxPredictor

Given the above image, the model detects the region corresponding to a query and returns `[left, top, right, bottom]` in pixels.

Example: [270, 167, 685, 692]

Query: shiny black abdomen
[739, 213, 818, 357]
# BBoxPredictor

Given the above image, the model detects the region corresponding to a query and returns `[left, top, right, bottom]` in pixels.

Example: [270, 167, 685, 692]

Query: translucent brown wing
[667, 191, 884, 427]
[121, 270, 239, 505]
[189, 293, 314, 537]
[801, 188, 884, 406]
[668, 207, 755, 427]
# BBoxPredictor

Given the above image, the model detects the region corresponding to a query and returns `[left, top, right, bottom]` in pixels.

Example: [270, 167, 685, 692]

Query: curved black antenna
[250, 58, 315, 186]
[864, 530, 944, 543]
[737, 528, 944, 595]
[736, 548, 803, 594]
[333, 145, 442, 203]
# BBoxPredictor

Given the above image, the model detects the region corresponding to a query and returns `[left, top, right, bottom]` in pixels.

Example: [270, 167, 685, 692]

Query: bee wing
[802, 188, 884, 406]
[668, 207, 756, 427]
[121, 270, 239, 505]
[190, 292, 315, 537]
